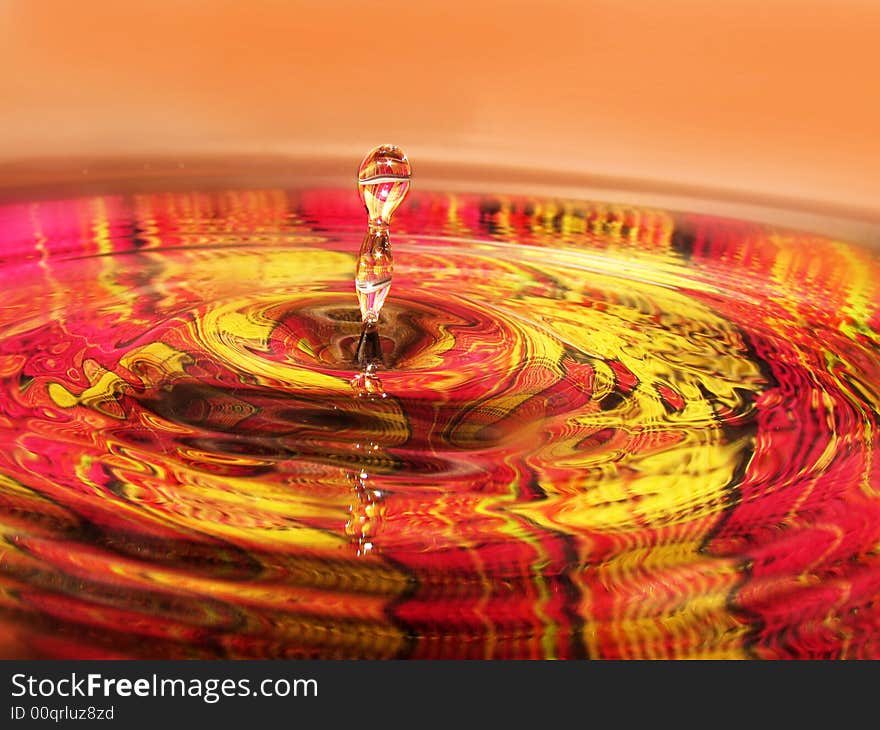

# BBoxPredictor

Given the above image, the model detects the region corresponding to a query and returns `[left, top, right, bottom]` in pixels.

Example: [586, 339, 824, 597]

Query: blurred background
[1, 0, 878, 239]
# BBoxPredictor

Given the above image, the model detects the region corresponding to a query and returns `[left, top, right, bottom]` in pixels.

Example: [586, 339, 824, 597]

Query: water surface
[0, 186, 878, 658]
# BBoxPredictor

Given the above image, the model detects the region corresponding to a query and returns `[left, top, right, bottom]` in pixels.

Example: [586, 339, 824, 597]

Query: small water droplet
[355, 145, 411, 323]
[358, 144, 412, 226]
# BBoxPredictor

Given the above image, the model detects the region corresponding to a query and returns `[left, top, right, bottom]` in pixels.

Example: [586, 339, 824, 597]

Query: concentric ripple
[0, 187, 879, 659]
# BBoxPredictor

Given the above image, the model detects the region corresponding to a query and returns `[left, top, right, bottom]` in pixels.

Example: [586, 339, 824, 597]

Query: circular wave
[0, 189, 877, 658]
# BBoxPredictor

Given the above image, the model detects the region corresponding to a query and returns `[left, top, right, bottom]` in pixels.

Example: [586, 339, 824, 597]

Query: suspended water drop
[355, 145, 412, 324]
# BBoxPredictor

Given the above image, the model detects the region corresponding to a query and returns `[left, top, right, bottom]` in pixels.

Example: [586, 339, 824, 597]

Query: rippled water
[1, 185, 879, 659]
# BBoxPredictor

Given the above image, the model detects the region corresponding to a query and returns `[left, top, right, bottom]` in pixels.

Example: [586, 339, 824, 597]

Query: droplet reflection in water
[0, 183, 879, 659]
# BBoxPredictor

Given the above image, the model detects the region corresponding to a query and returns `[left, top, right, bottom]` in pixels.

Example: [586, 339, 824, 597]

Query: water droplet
[357, 144, 412, 225]
[355, 145, 411, 323]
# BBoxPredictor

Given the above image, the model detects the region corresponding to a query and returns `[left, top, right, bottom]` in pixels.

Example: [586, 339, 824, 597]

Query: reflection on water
[0, 186, 878, 658]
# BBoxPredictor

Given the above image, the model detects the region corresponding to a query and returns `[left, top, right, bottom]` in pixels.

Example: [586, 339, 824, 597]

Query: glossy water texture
[1, 186, 879, 659]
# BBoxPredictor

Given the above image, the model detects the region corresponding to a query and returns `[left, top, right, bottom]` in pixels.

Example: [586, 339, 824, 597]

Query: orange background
[1, 1, 878, 234]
